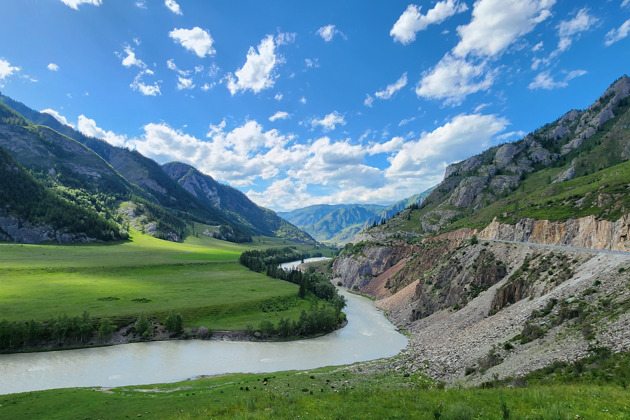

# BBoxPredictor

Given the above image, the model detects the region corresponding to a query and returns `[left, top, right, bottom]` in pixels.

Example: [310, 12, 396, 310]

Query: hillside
[162, 162, 316, 244]
[279, 188, 433, 245]
[0, 146, 126, 242]
[334, 75, 630, 384]
[0, 94, 311, 244]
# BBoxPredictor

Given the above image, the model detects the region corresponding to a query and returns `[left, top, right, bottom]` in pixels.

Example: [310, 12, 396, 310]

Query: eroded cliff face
[479, 214, 630, 251]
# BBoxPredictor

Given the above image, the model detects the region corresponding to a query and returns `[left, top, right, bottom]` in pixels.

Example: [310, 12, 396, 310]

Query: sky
[0, 0, 629, 212]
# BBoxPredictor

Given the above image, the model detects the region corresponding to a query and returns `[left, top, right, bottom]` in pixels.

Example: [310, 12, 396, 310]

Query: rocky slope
[163, 162, 315, 244]
[333, 76, 630, 384]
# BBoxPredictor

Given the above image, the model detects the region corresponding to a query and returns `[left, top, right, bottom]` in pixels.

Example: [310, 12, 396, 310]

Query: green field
[1, 362, 628, 419]
[0, 230, 331, 330]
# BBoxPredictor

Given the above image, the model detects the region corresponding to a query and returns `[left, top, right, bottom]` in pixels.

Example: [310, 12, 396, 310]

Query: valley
[2, 1, 630, 417]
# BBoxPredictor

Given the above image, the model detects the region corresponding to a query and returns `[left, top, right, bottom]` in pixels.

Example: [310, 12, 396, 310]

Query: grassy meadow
[1, 360, 629, 419]
[0, 230, 332, 330]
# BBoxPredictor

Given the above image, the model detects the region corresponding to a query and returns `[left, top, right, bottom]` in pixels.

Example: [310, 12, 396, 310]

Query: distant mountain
[162, 162, 316, 244]
[0, 93, 311, 244]
[278, 188, 434, 245]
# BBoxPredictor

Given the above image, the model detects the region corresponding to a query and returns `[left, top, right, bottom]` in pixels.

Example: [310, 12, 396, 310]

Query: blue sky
[0, 0, 629, 211]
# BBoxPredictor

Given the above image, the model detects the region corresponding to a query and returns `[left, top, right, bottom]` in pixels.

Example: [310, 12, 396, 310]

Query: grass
[1, 362, 629, 419]
[0, 230, 328, 330]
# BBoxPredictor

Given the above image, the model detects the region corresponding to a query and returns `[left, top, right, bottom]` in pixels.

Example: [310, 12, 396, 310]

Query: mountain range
[278, 187, 433, 245]
[0, 93, 314, 245]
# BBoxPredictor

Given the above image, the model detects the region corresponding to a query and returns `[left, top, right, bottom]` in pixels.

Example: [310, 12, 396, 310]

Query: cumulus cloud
[0, 59, 20, 86]
[416, 54, 495, 105]
[387, 113, 508, 178]
[453, 0, 554, 58]
[47, 63, 60, 71]
[227, 35, 289, 94]
[269, 111, 290, 122]
[316, 25, 344, 42]
[130, 70, 161, 96]
[390, 1, 468, 45]
[41, 109, 74, 128]
[120, 46, 146, 68]
[169, 27, 215, 58]
[374, 73, 408, 100]
[605, 19, 630, 46]
[177, 76, 194, 90]
[364, 95, 374, 107]
[555, 8, 598, 53]
[528, 69, 587, 90]
[78, 115, 127, 147]
[58, 0, 101, 10]
[311, 112, 346, 131]
[164, 0, 182, 15]
[274, 93, 283, 101]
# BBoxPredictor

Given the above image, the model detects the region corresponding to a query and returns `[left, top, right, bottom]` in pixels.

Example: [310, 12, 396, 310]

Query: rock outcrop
[0, 214, 97, 244]
[479, 214, 630, 252]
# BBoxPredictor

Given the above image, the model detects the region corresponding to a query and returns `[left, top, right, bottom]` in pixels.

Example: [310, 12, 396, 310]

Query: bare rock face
[332, 245, 404, 290]
[0, 214, 96, 244]
[494, 143, 523, 167]
[447, 176, 489, 208]
[479, 214, 630, 251]
[553, 165, 575, 183]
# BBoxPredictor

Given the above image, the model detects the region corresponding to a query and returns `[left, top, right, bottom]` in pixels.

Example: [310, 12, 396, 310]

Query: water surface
[0, 289, 406, 395]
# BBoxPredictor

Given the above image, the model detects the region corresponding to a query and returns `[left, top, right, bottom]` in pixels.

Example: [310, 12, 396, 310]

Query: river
[0, 289, 407, 395]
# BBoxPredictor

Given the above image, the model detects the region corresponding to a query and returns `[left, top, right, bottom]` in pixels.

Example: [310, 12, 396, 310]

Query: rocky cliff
[479, 214, 630, 251]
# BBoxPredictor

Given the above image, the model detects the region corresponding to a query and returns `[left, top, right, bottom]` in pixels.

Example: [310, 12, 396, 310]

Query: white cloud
[164, 0, 182, 15]
[528, 69, 587, 90]
[416, 54, 495, 105]
[374, 73, 408, 100]
[58, 0, 101, 10]
[556, 8, 598, 53]
[269, 111, 290, 122]
[364, 95, 374, 107]
[623, 0, 630, 7]
[387, 113, 508, 178]
[274, 93, 283, 101]
[300, 97, 307, 104]
[177, 76, 194, 90]
[532, 41, 544, 52]
[317, 25, 344, 42]
[47, 63, 60, 71]
[120, 46, 146, 68]
[605, 19, 630, 46]
[169, 27, 215, 58]
[311, 112, 346, 131]
[130, 70, 161, 96]
[78, 115, 127, 147]
[135, 1, 146, 8]
[390, 1, 468, 45]
[453, 0, 555, 58]
[226, 35, 282, 94]
[368, 137, 404, 154]
[305, 58, 319, 69]
[398, 116, 416, 127]
[0, 59, 20, 86]
[41, 109, 74, 128]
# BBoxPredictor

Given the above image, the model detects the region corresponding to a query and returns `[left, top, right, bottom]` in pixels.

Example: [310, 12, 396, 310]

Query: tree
[470, 234, 479, 245]
[97, 318, 117, 340]
[164, 312, 183, 335]
[135, 313, 152, 338]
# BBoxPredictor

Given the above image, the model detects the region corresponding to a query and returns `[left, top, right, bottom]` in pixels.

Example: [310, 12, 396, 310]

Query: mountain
[278, 188, 434, 245]
[162, 162, 315, 244]
[0, 94, 310, 244]
[357, 75, 630, 242]
[332, 75, 630, 385]
[278, 204, 387, 245]
[0, 146, 126, 243]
